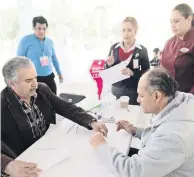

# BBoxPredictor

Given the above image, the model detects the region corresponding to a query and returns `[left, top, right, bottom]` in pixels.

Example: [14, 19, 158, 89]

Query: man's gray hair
[146, 67, 178, 98]
[2, 57, 33, 86]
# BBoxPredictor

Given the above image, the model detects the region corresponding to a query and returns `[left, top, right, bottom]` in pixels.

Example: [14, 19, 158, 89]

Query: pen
[104, 136, 108, 143]
[76, 126, 78, 134]
[65, 124, 75, 135]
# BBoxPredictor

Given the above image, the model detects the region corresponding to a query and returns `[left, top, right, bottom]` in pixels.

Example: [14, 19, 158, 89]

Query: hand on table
[90, 132, 107, 149]
[91, 121, 108, 137]
[4, 160, 42, 177]
[116, 120, 137, 135]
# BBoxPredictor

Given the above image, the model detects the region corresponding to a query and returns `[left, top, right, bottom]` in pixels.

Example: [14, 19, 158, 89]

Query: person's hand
[58, 74, 63, 83]
[91, 121, 108, 137]
[121, 68, 134, 76]
[107, 50, 115, 66]
[4, 160, 42, 177]
[90, 132, 107, 149]
[116, 120, 137, 135]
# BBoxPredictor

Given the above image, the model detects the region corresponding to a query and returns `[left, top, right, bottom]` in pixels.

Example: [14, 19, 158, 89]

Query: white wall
[0, 0, 194, 90]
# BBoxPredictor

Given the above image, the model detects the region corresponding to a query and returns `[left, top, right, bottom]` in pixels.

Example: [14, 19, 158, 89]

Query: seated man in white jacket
[90, 67, 194, 177]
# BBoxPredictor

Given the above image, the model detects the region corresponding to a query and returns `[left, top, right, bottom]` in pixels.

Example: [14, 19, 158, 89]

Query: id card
[133, 58, 139, 69]
[40, 56, 49, 66]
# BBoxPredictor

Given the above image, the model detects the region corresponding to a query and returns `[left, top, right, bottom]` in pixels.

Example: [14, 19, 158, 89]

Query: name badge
[180, 48, 189, 53]
[40, 56, 49, 66]
[133, 58, 139, 69]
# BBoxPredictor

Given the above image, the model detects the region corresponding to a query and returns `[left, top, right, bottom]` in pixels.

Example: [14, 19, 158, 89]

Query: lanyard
[39, 40, 45, 56]
[35, 35, 45, 56]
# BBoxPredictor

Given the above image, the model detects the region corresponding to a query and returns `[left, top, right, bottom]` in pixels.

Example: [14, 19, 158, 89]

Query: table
[17, 102, 148, 177]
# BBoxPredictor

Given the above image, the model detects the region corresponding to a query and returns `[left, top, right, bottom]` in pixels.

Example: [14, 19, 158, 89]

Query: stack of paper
[17, 124, 70, 172]
[99, 62, 130, 85]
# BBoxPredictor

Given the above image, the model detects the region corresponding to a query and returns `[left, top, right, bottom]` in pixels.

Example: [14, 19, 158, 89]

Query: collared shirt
[161, 27, 194, 94]
[17, 34, 62, 76]
[15, 93, 46, 139]
[114, 41, 142, 52]
[114, 41, 142, 62]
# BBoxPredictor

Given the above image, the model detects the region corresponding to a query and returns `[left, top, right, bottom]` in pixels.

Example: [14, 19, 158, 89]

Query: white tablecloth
[17, 103, 146, 177]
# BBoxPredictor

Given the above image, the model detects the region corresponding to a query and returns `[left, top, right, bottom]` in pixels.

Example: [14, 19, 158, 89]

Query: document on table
[99, 61, 130, 85]
[16, 124, 70, 172]
[76, 97, 100, 112]
[34, 124, 67, 150]
[105, 125, 132, 155]
[17, 148, 69, 172]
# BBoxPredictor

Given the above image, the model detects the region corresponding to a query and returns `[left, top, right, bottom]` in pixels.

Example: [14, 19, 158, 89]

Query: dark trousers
[112, 85, 138, 105]
[37, 73, 57, 95]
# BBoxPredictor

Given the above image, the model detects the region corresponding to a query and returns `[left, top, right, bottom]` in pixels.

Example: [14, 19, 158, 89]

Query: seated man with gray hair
[90, 67, 194, 177]
[1, 57, 108, 177]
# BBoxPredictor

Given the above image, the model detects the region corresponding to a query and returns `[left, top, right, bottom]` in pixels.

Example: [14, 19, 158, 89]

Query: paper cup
[120, 96, 130, 109]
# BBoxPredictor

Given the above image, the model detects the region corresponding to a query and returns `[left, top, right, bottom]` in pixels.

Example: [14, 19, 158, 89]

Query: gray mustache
[31, 87, 38, 90]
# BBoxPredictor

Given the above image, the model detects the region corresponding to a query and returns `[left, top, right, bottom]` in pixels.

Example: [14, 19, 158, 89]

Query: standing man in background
[150, 48, 160, 67]
[17, 16, 63, 94]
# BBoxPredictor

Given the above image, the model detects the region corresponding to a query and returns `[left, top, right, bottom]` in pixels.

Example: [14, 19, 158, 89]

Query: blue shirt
[17, 34, 62, 76]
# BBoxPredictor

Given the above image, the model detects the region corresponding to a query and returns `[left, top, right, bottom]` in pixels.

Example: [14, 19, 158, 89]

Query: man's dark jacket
[1, 83, 95, 169]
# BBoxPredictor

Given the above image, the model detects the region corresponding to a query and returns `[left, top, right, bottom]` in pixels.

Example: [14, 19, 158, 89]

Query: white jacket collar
[115, 41, 142, 51]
